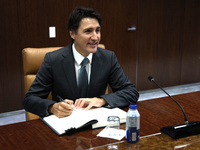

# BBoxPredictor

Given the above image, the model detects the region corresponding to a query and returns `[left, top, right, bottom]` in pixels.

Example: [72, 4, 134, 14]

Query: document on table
[41, 107, 127, 135]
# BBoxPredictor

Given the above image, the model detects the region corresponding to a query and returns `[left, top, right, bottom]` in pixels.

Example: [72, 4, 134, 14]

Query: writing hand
[49, 99, 74, 118]
[74, 97, 107, 111]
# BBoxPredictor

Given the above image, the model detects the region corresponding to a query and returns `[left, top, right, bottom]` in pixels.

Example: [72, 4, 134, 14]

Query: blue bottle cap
[129, 104, 137, 109]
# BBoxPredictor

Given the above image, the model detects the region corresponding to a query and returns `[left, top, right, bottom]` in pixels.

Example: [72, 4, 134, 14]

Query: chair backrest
[22, 44, 105, 120]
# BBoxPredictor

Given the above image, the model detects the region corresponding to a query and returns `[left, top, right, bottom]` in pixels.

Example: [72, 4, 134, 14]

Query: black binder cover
[40, 117, 98, 136]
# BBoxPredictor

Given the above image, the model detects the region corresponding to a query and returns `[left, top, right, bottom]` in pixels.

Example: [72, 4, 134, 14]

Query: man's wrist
[46, 104, 54, 116]
[97, 97, 108, 106]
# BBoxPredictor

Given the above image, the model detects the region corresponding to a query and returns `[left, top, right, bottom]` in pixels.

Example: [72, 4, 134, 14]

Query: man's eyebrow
[84, 26, 101, 31]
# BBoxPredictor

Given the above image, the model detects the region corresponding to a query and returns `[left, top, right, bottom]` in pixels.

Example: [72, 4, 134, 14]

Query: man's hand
[49, 99, 74, 118]
[74, 97, 107, 110]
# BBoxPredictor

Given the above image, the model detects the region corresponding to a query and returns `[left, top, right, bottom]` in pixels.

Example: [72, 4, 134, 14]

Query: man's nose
[91, 32, 98, 40]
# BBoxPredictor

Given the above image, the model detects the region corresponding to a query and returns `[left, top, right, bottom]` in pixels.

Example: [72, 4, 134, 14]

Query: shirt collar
[72, 43, 93, 65]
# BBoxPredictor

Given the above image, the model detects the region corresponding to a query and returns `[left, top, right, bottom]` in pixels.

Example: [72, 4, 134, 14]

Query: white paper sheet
[97, 127, 126, 140]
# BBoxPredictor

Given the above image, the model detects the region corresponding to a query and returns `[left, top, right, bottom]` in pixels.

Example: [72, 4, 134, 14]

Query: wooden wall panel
[136, 0, 184, 90]
[0, 0, 24, 113]
[17, 0, 73, 48]
[180, 0, 200, 84]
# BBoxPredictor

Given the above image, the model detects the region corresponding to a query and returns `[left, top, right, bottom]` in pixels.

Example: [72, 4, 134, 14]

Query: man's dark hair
[68, 7, 102, 42]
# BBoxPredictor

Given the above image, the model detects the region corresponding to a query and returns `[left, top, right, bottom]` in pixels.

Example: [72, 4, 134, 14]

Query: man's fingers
[64, 99, 74, 105]
[50, 102, 74, 118]
[74, 97, 106, 110]
[60, 102, 74, 112]
[74, 98, 90, 109]
[74, 99, 83, 108]
[56, 111, 71, 118]
[84, 104, 93, 111]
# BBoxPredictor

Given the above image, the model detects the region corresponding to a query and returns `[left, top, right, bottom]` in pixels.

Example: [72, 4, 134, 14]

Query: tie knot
[82, 57, 89, 67]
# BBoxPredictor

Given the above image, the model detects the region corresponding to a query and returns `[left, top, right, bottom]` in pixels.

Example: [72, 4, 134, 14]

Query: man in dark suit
[23, 7, 139, 118]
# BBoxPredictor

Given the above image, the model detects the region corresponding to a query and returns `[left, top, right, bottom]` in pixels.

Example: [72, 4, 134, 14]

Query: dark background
[0, 0, 199, 113]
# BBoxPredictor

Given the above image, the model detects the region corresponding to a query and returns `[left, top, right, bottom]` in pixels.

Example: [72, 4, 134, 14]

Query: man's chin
[89, 48, 97, 53]
[88, 46, 98, 53]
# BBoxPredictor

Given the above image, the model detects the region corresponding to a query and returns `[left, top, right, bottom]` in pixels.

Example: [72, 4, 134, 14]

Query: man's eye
[85, 30, 91, 33]
[96, 29, 100, 33]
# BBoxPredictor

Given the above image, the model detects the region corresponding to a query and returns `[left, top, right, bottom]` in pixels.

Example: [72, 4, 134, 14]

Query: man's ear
[69, 31, 75, 40]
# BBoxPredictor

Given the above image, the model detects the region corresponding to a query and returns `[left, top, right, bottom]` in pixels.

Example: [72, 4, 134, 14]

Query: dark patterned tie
[78, 58, 89, 98]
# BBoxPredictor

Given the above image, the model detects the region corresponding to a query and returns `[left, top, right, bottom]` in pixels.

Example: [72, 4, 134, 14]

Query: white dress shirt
[72, 44, 93, 84]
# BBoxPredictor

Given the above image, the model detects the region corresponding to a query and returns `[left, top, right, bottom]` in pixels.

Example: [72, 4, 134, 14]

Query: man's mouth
[88, 41, 98, 45]
[88, 42, 98, 47]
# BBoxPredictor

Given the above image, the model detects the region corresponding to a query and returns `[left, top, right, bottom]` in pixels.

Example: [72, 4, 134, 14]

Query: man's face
[70, 18, 101, 57]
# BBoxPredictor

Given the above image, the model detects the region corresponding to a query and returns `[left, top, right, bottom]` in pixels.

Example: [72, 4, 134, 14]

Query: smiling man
[70, 17, 101, 57]
[23, 7, 139, 118]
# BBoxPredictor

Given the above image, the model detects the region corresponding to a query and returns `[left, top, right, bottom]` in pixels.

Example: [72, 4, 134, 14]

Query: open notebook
[41, 107, 127, 135]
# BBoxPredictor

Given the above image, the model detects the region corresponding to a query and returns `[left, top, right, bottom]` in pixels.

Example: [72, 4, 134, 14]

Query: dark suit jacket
[23, 43, 139, 117]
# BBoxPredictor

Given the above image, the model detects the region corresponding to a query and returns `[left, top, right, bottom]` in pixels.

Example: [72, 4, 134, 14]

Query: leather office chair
[22, 44, 106, 120]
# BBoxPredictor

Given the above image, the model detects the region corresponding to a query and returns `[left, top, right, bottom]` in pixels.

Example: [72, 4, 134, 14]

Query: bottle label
[132, 132, 137, 141]
[127, 117, 140, 130]
[126, 129, 140, 143]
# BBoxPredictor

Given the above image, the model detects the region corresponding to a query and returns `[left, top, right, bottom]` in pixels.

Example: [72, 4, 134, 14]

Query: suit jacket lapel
[88, 49, 103, 96]
[61, 46, 79, 98]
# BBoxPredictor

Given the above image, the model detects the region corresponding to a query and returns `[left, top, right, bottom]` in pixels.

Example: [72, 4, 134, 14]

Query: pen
[57, 96, 70, 105]
[57, 96, 76, 111]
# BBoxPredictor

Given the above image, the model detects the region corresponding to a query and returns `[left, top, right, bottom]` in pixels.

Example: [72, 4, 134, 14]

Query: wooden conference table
[0, 91, 200, 149]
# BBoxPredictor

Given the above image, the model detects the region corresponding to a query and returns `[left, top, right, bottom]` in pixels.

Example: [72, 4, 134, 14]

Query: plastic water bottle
[126, 104, 140, 143]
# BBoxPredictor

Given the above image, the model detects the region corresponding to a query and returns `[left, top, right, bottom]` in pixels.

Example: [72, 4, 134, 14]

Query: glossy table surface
[0, 91, 200, 149]
[90, 133, 200, 150]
